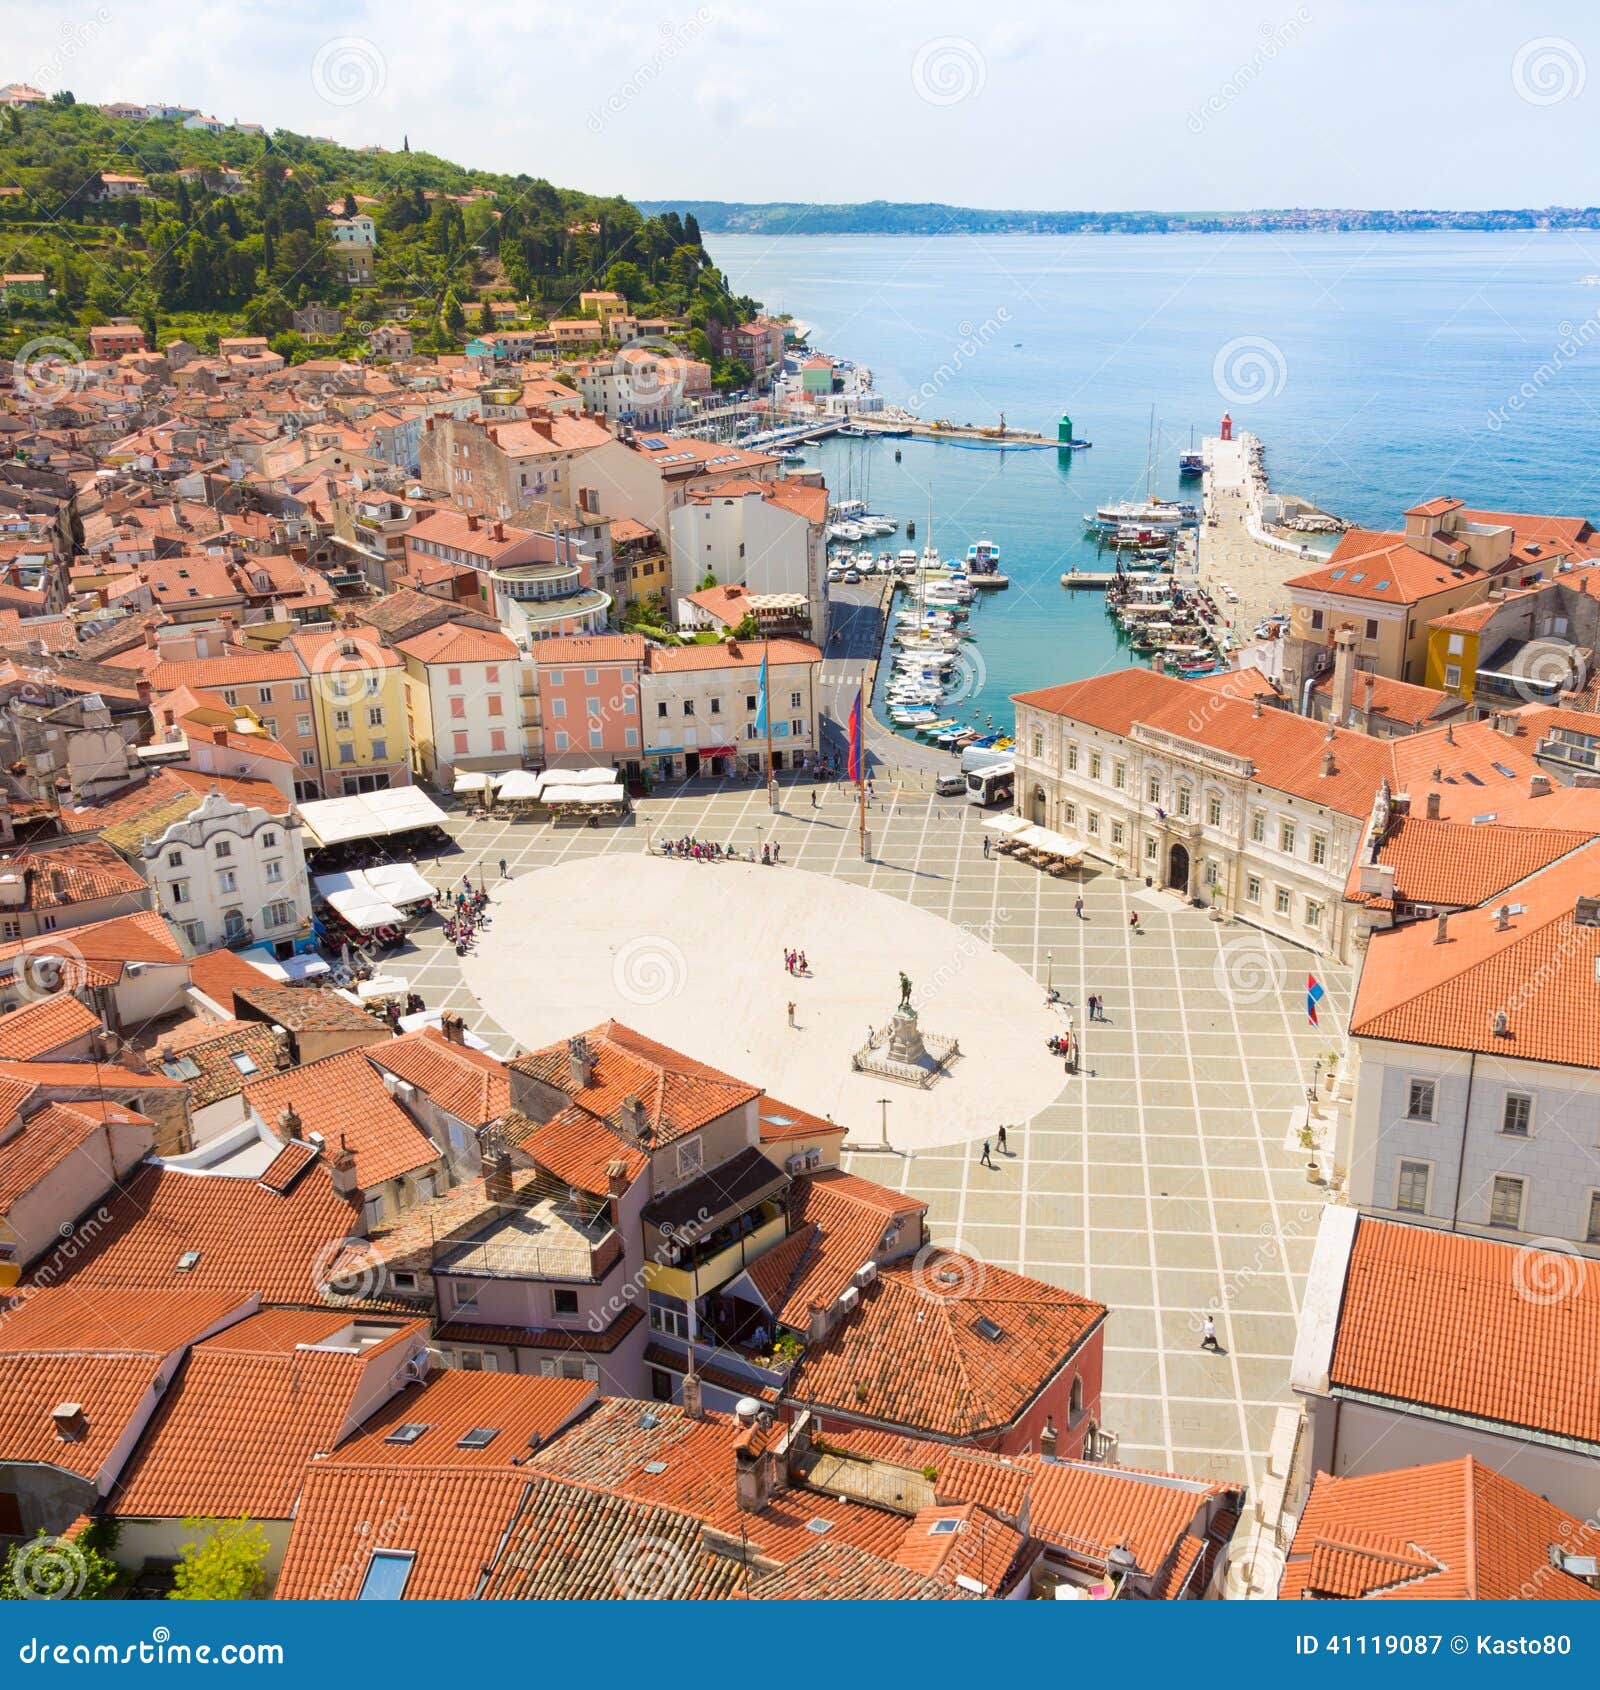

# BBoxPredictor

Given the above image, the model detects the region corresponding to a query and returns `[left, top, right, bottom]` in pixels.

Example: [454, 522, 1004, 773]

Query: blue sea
[712, 231, 1600, 727]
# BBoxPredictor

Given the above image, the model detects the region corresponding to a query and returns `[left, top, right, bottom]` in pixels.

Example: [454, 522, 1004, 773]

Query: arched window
[1031, 786, 1047, 825]
[1070, 1374, 1084, 1419]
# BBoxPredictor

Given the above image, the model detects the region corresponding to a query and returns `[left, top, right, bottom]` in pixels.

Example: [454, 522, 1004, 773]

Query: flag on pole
[754, 647, 769, 738]
[1306, 974, 1325, 1027]
[847, 686, 864, 783]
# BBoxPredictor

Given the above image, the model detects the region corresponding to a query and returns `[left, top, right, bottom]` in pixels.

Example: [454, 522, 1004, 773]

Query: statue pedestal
[886, 1005, 927, 1066]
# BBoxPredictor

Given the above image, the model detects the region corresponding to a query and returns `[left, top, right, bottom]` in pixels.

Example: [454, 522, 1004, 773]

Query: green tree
[0, 1531, 117, 1601]
[171, 1517, 269, 1601]
[440, 288, 464, 334]
[478, 299, 493, 333]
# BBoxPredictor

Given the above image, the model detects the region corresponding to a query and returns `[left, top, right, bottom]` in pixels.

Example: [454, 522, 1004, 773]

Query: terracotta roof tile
[0, 994, 102, 1061]
[1282, 1456, 1600, 1600]
[1328, 1217, 1600, 1446]
[365, 1027, 509, 1127]
[329, 1369, 596, 1467]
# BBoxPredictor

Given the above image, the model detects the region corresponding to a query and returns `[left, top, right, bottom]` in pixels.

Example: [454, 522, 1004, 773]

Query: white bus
[965, 761, 1014, 806]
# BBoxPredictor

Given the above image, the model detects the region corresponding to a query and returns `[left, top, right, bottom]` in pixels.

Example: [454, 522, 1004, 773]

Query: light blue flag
[754, 646, 769, 736]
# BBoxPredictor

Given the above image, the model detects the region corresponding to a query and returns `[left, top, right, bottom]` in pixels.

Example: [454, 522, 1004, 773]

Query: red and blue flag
[847, 686, 864, 784]
[1307, 974, 1325, 1026]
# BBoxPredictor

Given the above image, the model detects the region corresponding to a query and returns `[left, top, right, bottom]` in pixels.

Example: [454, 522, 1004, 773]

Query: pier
[1196, 428, 1342, 638]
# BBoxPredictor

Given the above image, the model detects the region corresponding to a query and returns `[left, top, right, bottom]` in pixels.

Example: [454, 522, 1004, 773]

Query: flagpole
[764, 637, 777, 812]
[857, 665, 868, 860]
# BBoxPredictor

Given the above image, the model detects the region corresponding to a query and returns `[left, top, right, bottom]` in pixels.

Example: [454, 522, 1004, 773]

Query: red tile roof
[365, 1027, 509, 1127]
[1282, 1456, 1600, 1600]
[0, 994, 102, 1061]
[1328, 1218, 1600, 1447]
[36, 1159, 367, 1305]
[275, 1465, 532, 1599]
[786, 1249, 1105, 1440]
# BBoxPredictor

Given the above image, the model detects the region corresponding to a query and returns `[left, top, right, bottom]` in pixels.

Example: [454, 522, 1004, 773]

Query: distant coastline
[639, 200, 1600, 237]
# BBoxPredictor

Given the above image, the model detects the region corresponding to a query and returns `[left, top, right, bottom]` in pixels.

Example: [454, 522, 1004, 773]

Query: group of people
[373, 991, 427, 1032]
[783, 948, 810, 977]
[443, 876, 492, 954]
[660, 835, 735, 861]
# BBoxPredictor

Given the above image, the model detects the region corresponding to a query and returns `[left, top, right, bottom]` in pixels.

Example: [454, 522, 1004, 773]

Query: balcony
[643, 1205, 788, 1302]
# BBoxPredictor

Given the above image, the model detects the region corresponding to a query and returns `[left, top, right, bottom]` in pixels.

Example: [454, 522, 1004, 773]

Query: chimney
[566, 1032, 593, 1090]
[1434, 911, 1450, 944]
[681, 1363, 704, 1420]
[733, 1401, 777, 1514]
[492, 520, 505, 543]
[1530, 773, 1551, 797]
[142, 620, 159, 649]
[212, 725, 229, 746]
[485, 1141, 514, 1203]
[439, 1009, 465, 1046]
[606, 1158, 630, 1201]
[1498, 712, 1519, 738]
[50, 1402, 87, 1442]
[136, 678, 153, 708]
[1425, 791, 1441, 820]
[620, 1093, 651, 1146]
[1492, 1010, 1510, 1037]
[1330, 624, 1357, 725]
[1151, 650, 1165, 676]
[328, 1139, 360, 1198]
[1320, 750, 1336, 777]
[277, 1103, 303, 1142]
[1495, 904, 1512, 931]
[1252, 694, 1262, 718]
[466, 513, 480, 532]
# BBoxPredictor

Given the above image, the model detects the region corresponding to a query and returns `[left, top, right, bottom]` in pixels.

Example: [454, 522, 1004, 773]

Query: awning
[356, 973, 408, 1001]
[492, 769, 543, 801]
[324, 890, 406, 932]
[364, 863, 435, 907]
[1015, 824, 1087, 858]
[454, 770, 494, 795]
[982, 814, 1029, 836]
[235, 946, 330, 983]
[298, 787, 449, 848]
[315, 864, 434, 915]
[535, 766, 617, 792]
[543, 782, 626, 806]
[695, 745, 739, 759]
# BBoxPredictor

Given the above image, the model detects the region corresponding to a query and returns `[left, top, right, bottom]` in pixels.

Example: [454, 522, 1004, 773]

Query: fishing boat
[966, 538, 1002, 573]
[1178, 425, 1204, 478]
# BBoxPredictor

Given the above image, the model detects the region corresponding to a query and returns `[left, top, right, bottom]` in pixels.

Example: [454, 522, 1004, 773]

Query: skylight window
[805, 1518, 835, 1536]
[228, 1051, 260, 1076]
[1330, 569, 1345, 580]
[160, 1056, 201, 1080]
[1374, 580, 1390, 592]
[357, 1549, 414, 1600]
[1349, 572, 1366, 583]
[973, 1316, 1005, 1342]
[175, 1250, 202, 1273]
[1490, 762, 1515, 779]
[929, 1518, 961, 1536]
[384, 1423, 430, 1445]
[456, 1426, 500, 1449]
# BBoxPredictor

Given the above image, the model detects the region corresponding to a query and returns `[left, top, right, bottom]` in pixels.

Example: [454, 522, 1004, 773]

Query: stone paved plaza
[389, 773, 1350, 1495]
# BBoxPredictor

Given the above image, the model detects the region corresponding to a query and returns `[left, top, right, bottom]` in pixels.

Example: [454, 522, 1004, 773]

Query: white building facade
[141, 790, 311, 957]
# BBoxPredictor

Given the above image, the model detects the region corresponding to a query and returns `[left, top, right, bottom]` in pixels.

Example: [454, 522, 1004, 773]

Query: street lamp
[1046, 951, 1053, 996]
[877, 1097, 890, 1149]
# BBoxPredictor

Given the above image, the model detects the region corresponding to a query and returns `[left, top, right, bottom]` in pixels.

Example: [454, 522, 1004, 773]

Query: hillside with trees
[0, 96, 758, 364]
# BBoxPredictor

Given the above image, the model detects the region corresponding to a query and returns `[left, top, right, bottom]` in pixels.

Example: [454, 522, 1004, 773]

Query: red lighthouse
[1220, 412, 1233, 441]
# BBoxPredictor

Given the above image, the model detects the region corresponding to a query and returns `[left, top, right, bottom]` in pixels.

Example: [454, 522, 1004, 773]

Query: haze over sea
[712, 231, 1600, 728]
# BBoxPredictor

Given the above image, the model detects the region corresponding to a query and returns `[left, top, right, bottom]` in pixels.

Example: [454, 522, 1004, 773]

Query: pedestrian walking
[983, 835, 991, 859]
[1129, 911, 1141, 933]
[787, 1001, 796, 1028]
[1074, 896, 1084, 919]
[996, 1124, 1008, 1155]
[1201, 1315, 1218, 1351]
[980, 1139, 995, 1169]
[798, 951, 808, 976]
[498, 857, 507, 879]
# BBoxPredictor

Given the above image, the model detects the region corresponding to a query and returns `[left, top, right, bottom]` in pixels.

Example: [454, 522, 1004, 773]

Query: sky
[10, 0, 1600, 208]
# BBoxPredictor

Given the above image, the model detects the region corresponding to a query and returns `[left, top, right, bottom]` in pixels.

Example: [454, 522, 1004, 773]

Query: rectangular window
[171, 879, 190, 905]
[453, 731, 470, 756]
[218, 870, 237, 894]
[357, 1550, 414, 1601]
[1176, 787, 1191, 818]
[1280, 822, 1296, 854]
[1275, 888, 1291, 916]
[1113, 760, 1126, 790]
[368, 707, 384, 727]
[1064, 803, 1077, 826]
[1032, 732, 1044, 758]
[265, 860, 283, 884]
[1311, 833, 1328, 866]
[1245, 875, 1261, 903]
[551, 1287, 579, 1318]
[1089, 752, 1101, 780]
[371, 739, 387, 762]
[1066, 743, 1078, 772]
[1144, 837, 1157, 862]
[1250, 811, 1265, 843]
[1489, 1174, 1525, 1229]
[1147, 775, 1161, 804]
[1501, 1093, 1532, 1137]
[334, 709, 351, 729]
[657, 702, 668, 719]
[1588, 1192, 1600, 1244]
[297, 715, 312, 737]
[1110, 820, 1124, 846]
[489, 729, 506, 753]
[1086, 810, 1100, 836]
[1406, 1079, 1435, 1121]
[1396, 1160, 1430, 1214]
[1444, 663, 1462, 689]
[1310, 609, 1325, 631]
[1306, 899, 1323, 929]
[1207, 796, 1222, 827]
[451, 696, 468, 719]
[488, 695, 503, 717]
